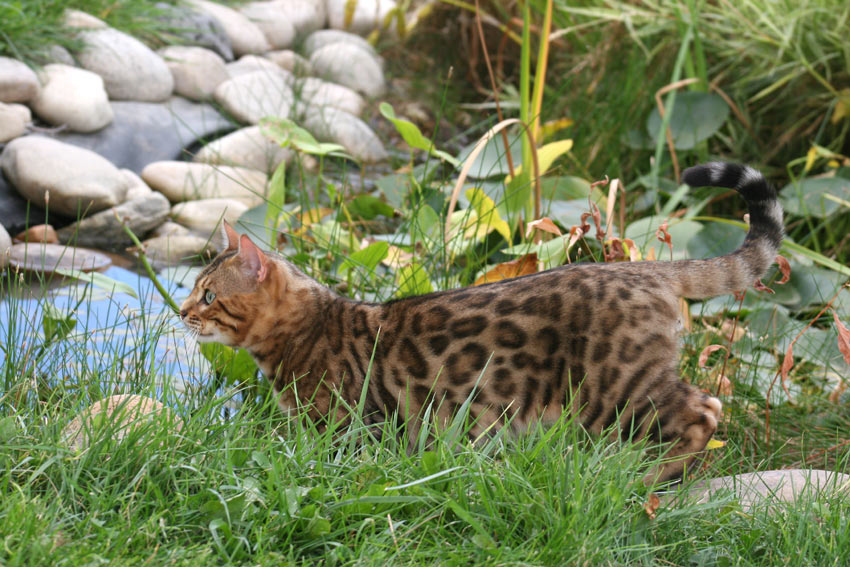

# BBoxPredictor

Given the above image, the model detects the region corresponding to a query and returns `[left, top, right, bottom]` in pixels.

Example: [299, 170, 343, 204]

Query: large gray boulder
[57, 192, 171, 250]
[31, 64, 113, 132]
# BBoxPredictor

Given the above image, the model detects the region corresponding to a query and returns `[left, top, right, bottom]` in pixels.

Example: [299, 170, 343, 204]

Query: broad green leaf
[780, 176, 850, 218]
[379, 102, 459, 166]
[55, 268, 138, 298]
[540, 175, 597, 201]
[199, 343, 258, 386]
[42, 304, 76, 343]
[687, 222, 745, 259]
[375, 172, 411, 208]
[260, 117, 347, 156]
[456, 130, 524, 179]
[395, 263, 433, 297]
[624, 217, 704, 260]
[342, 194, 395, 221]
[465, 187, 512, 242]
[340, 241, 389, 276]
[0, 416, 18, 443]
[265, 160, 287, 246]
[645, 92, 730, 150]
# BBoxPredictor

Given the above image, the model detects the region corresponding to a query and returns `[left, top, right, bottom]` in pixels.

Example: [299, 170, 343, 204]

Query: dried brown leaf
[474, 254, 538, 285]
[644, 493, 660, 520]
[753, 279, 776, 294]
[833, 310, 850, 366]
[780, 343, 795, 392]
[698, 344, 727, 368]
[775, 255, 791, 284]
[526, 217, 562, 238]
[655, 221, 672, 256]
[716, 374, 733, 397]
[590, 201, 604, 242]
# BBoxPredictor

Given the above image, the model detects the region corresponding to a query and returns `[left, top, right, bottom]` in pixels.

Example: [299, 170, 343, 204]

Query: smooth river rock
[0, 223, 10, 269]
[0, 102, 30, 143]
[0, 57, 39, 103]
[272, 0, 326, 38]
[225, 54, 284, 78]
[302, 29, 377, 58]
[214, 69, 295, 124]
[302, 106, 388, 163]
[153, 1, 234, 61]
[294, 77, 365, 116]
[57, 192, 171, 250]
[171, 198, 249, 235]
[187, 0, 270, 56]
[32, 64, 113, 132]
[141, 161, 267, 205]
[140, 234, 216, 265]
[159, 46, 229, 101]
[193, 125, 292, 174]
[55, 97, 233, 174]
[309, 42, 385, 97]
[326, 0, 397, 35]
[7, 242, 111, 274]
[239, 2, 297, 49]
[265, 50, 312, 76]
[1, 136, 129, 217]
[75, 28, 174, 102]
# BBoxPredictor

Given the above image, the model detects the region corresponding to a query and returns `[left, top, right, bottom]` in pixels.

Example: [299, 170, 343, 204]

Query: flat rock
[75, 28, 174, 102]
[159, 46, 229, 101]
[326, 0, 396, 35]
[13, 224, 59, 244]
[7, 242, 111, 273]
[154, 2, 233, 61]
[57, 192, 171, 250]
[214, 69, 295, 124]
[0, 102, 30, 143]
[194, 125, 292, 174]
[150, 220, 192, 238]
[62, 394, 180, 451]
[0, 223, 10, 269]
[302, 29, 377, 58]
[121, 169, 153, 201]
[265, 50, 312, 76]
[294, 77, 366, 116]
[270, 0, 326, 38]
[668, 469, 850, 513]
[302, 106, 387, 163]
[142, 161, 267, 205]
[309, 42, 385, 97]
[54, 97, 233, 174]
[226, 54, 284, 78]
[64, 9, 107, 29]
[0, 57, 40, 103]
[32, 64, 113, 132]
[240, 2, 296, 49]
[171, 198, 249, 235]
[186, 0, 270, 57]
[140, 234, 216, 265]
[1, 136, 129, 217]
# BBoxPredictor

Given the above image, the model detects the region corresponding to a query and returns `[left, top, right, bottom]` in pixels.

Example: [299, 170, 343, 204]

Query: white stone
[194, 125, 292, 174]
[302, 29, 377, 58]
[294, 78, 365, 117]
[0, 136, 129, 217]
[141, 161, 268, 206]
[302, 106, 387, 163]
[214, 69, 296, 124]
[171, 198, 249, 234]
[150, 221, 192, 238]
[31, 64, 113, 133]
[186, 0, 271, 56]
[240, 2, 297, 49]
[0, 223, 11, 269]
[0, 102, 30, 143]
[46, 45, 76, 66]
[64, 9, 107, 29]
[226, 55, 284, 78]
[270, 0, 326, 38]
[76, 28, 174, 102]
[326, 0, 396, 35]
[265, 50, 312, 76]
[0, 57, 39, 103]
[159, 46, 229, 101]
[309, 42, 385, 97]
[140, 234, 216, 265]
[121, 169, 153, 201]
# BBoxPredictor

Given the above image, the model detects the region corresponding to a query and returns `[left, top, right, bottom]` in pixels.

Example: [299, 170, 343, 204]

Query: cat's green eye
[204, 290, 216, 305]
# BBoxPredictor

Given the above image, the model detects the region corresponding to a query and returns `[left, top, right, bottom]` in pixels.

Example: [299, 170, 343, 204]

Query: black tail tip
[682, 162, 745, 188]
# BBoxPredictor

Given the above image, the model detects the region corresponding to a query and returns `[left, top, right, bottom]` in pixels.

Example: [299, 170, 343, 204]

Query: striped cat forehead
[197, 250, 239, 279]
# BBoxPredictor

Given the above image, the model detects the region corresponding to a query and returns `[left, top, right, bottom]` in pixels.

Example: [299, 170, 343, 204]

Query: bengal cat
[180, 162, 783, 483]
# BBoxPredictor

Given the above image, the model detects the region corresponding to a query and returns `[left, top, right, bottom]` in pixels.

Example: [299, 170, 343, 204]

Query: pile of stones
[0, 0, 397, 272]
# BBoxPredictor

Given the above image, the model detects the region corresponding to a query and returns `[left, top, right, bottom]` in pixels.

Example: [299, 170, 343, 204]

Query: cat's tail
[668, 162, 784, 299]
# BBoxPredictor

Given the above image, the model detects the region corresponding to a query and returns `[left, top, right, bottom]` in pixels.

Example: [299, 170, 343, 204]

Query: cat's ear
[218, 221, 240, 252]
[237, 234, 269, 283]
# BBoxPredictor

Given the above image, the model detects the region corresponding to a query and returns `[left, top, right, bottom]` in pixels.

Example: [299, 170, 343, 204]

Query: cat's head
[179, 222, 272, 346]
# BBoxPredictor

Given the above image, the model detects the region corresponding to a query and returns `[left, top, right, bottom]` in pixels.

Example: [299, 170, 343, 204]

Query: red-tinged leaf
[656, 221, 672, 255]
[699, 344, 727, 368]
[734, 290, 747, 301]
[775, 255, 791, 284]
[577, 212, 591, 237]
[590, 201, 604, 242]
[780, 342, 795, 395]
[753, 279, 776, 294]
[474, 254, 538, 285]
[833, 310, 850, 366]
[567, 225, 585, 248]
[605, 237, 625, 262]
[716, 375, 733, 397]
[643, 493, 660, 520]
[526, 217, 562, 238]
[590, 175, 609, 190]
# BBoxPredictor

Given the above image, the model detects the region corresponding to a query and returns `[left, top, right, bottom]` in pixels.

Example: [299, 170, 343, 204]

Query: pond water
[0, 261, 216, 405]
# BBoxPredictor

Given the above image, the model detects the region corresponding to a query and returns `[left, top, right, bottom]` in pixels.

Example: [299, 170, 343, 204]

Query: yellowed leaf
[804, 146, 819, 172]
[474, 254, 538, 285]
[505, 139, 574, 182]
[465, 187, 512, 243]
[705, 438, 726, 450]
[381, 244, 414, 269]
[539, 118, 574, 140]
[300, 207, 334, 226]
[831, 88, 850, 124]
